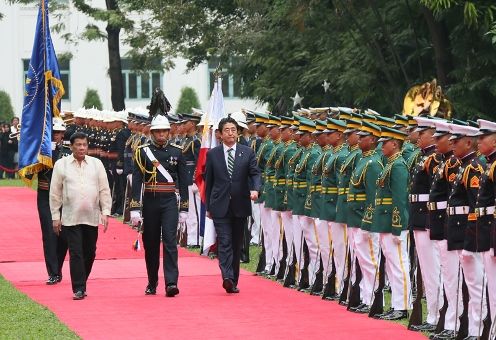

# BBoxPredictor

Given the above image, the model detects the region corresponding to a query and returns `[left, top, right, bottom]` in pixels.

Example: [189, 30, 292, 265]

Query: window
[121, 59, 162, 100]
[23, 57, 70, 100]
[208, 57, 243, 98]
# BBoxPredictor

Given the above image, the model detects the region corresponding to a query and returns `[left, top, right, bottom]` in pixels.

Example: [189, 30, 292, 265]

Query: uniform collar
[460, 151, 476, 164]
[422, 144, 436, 155]
[486, 150, 496, 163]
[387, 151, 403, 163]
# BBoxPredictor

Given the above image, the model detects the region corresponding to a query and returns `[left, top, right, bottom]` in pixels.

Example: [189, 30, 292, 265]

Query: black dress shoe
[73, 291, 85, 300]
[380, 309, 407, 320]
[166, 285, 179, 297]
[323, 293, 340, 301]
[349, 303, 366, 311]
[354, 305, 370, 314]
[371, 308, 393, 319]
[145, 283, 158, 295]
[46, 276, 59, 285]
[222, 278, 234, 292]
[56, 275, 62, 283]
[430, 329, 456, 340]
[227, 287, 240, 294]
[410, 322, 437, 332]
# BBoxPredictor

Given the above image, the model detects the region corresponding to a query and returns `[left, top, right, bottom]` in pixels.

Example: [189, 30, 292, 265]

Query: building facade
[0, 1, 265, 118]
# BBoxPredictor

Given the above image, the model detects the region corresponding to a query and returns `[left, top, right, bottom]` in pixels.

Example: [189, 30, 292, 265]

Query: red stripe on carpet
[0, 187, 425, 339]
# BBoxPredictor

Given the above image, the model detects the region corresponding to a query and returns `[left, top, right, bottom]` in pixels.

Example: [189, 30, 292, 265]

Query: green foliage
[0, 90, 14, 123]
[0, 275, 79, 339]
[176, 87, 201, 114]
[82, 88, 103, 110]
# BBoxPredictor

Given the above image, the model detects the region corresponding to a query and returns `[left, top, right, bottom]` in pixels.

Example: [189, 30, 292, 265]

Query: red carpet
[0, 187, 425, 339]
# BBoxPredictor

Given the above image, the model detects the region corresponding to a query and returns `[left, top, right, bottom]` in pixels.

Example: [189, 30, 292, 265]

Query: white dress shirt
[223, 143, 237, 169]
[50, 154, 112, 227]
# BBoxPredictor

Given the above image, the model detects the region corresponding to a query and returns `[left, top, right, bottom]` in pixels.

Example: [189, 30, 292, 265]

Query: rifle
[347, 258, 362, 310]
[338, 247, 352, 305]
[283, 242, 296, 287]
[298, 240, 310, 290]
[123, 176, 132, 223]
[322, 250, 337, 299]
[369, 251, 385, 317]
[455, 275, 469, 340]
[435, 290, 448, 334]
[310, 254, 323, 295]
[256, 232, 266, 273]
[276, 233, 288, 280]
[481, 279, 490, 340]
[177, 222, 188, 247]
[408, 254, 424, 329]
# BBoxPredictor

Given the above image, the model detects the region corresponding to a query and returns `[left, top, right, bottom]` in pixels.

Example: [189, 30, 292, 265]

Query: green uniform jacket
[305, 146, 333, 218]
[272, 141, 298, 211]
[319, 143, 348, 221]
[256, 137, 274, 203]
[335, 145, 361, 223]
[286, 145, 304, 212]
[264, 140, 285, 209]
[370, 152, 409, 235]
[348, 150, 383, 230]
[292, 143, 321, 216]
[401, 141, 416, 163]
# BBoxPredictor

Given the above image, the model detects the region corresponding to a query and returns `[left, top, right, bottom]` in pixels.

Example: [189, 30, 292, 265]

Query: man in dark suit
[205, 116, 261, 293]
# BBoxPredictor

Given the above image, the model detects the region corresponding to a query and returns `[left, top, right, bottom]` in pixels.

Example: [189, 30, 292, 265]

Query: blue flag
[18, 0, 64, 181]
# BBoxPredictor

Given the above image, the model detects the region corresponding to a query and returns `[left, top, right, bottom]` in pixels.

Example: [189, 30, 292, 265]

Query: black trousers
[213, 215, 246, 285]
[37, 190, 67, 277]
[142, 193, 179, 287]
[63, 225, 98, 293]
[111, 173, 125, 215]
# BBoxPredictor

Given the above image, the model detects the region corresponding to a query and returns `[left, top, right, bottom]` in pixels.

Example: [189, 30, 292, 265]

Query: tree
[82, 88, 103, 110]
[0, 90, 15, 123]
[176, 87, 200, 114]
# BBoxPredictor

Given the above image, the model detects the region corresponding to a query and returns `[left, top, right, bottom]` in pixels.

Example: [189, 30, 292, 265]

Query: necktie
[227, 148, 234, 177]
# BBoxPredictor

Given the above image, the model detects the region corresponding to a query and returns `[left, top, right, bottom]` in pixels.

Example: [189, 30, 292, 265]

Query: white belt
[428, 201, 447, 211]
[475, 206, 495, 216]
[447, 206, 469, 216]
[409, 194, 429, 203]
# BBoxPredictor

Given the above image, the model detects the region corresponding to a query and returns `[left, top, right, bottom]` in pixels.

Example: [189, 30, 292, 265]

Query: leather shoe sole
[223, 278, 234, 292]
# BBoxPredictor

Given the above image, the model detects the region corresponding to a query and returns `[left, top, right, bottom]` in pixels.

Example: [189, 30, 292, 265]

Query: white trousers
[260, 203, 274, 272]
[459, 250, 487, 337]
[186, 185, 201, 246]
[298, 215, 319, 285]
[436, 240, 462, 331]
[270, 210, 283, 273]
[292, 214, 304, 280]
[413, 230, 443, 324]
[347, 227, 360, 286]
[281, 211, 295, 265]
[250, 202, 262, 244]
[315, 219, 331, 283]
[355, 229, 380, 306]
[330, 222, 348, 293]
[483, 249, 496, 325]
[379, 231, 411, 311]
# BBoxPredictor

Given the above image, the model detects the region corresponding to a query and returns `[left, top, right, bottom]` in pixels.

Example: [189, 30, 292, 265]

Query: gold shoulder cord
[295, 153, 310, 174]
[256, 144, 267, 164]
[488, 160, 496, 181]
[288, 148, 303, 166]
[444, 157, 461, 179]
[350, 161, 369, 187]
[134, 147, 157, 184]
[462, 162, 483, 187]
[182, 140, 193, 154]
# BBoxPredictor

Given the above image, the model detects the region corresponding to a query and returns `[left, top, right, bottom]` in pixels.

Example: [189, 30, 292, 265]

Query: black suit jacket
[205, 143, 261, 218]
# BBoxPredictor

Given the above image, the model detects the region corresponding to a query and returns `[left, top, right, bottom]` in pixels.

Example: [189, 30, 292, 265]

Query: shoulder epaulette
[137, 143, 150, 149]
[171, 143, 183, 150]
[488, 160, 496, 180]
[424, 153, 439, 173]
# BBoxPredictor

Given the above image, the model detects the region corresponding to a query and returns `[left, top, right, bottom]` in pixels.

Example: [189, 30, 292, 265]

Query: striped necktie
[227, 148, 234, 177]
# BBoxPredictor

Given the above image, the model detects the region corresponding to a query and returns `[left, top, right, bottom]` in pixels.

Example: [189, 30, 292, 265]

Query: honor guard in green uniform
[282, 118, 304, 286]
[370, 126, 411, 321]
[272, 116, 298, 279]
[261, 115, 284, 275]
[254, 112, 276, 274]
[405, 116, 422, 173]
[320, 118, 349, 296]
[348, 122, 383, 314]
[475, 119, 496, 337]
[428, 120, 461, 340]
[293, 119, 321, 289]
[181, 112, 202, 247]
[446, 123, 486, 339]
[245, 112, 262, 245]
[393, 115, 416, 162]
[323, 117, 362, 300]
[304, 119, 332, 293]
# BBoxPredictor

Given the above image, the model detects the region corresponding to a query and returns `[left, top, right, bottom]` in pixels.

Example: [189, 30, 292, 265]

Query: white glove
[179, 212, 188, 224]
[392, 235, 401, 245]
[130, 211, 142, 226]
[116, 169, 123, 175]
[191, 183, 199, 194]
[127, 174, 132, 186]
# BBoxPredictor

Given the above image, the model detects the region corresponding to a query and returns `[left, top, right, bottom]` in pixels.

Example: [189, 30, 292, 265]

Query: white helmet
[53, 117, 66, 132]
[150, 115, 171, 130]
[229, 111, 248, 129]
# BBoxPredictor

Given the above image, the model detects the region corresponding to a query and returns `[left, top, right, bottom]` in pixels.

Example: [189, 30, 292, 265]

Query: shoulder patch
[170, 143, 183, 150]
